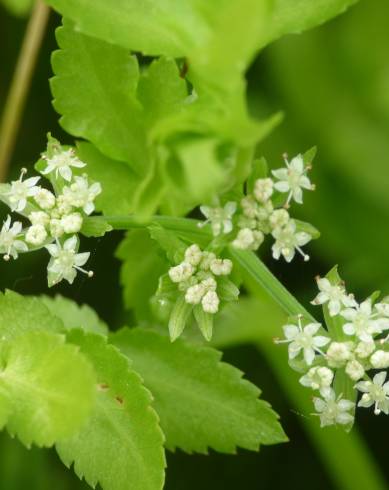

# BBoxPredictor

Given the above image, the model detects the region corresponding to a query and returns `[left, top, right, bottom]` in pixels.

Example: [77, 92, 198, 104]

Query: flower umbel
[272, 153, 314, 205]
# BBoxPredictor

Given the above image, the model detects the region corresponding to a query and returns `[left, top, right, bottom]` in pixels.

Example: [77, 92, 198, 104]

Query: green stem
[0, 1, 50, 182]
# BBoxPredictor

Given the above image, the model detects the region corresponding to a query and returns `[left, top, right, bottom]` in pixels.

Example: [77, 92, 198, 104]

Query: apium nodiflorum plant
[0, 1, 378, 489]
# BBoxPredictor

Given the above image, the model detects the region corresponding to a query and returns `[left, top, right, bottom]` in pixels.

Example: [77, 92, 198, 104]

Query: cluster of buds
[0, 136, 102, 286]
[199, 152, 317, 263]
[168, 244, 233, 314]
[276, 269, 389, 428]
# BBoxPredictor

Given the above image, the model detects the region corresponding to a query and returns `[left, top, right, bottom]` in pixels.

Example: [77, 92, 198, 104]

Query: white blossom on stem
[199, 201, 237, 236]
[276, 317, 330, 365]
[271, 220, 311, 262]
[311, 277, 356, 316]
[46, 235, 91, 285]
[313, 389, 354, 427]
[341, 299, 385, 342]
[356, 372, 389, 415]
[63, 175, 101, 214]
[0, 215, 28, 260]
[7, 169, 40, 212]
[42, 148, 86, 181]
[272, 154, 314, 205]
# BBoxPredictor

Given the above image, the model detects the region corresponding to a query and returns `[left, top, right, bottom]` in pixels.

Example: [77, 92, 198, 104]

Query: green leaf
[51, 20, 149, 172]
[263, 0, 359, 48]
[57, 330, 165, 490]
[168, 295, 192, 342]
[148, 225, 187, 263]
[193, 305, 214, 341]
[81, 216, 112, 238]
[112, 328, 287, 453]
[76, 142, 141, 215]
[0, 330, 95, 447]
[0, 290, 63, 341]
[294, 219, 321, 240]
[40, 295, 108, 335]
[116, 230, 168, 320]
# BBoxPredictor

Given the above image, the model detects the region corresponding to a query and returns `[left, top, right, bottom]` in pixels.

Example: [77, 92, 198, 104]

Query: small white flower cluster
[276, 273, 389, 428]
[168, 244, 233, 314]
[0, 144, 102, 286]
[199, 154, 315, 263]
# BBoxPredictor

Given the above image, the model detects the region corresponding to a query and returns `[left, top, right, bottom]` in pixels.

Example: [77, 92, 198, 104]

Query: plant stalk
[0, 0, 50, 182]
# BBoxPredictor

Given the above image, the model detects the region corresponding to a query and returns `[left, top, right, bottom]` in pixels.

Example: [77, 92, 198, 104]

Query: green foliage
[112, 328, 287, 453]
[0, 330, 95, 447]
[116, 230, 168, 321]
[0, 290, 63, 341]
[40, 295, 108, 335]
[57, 330, 166, 490]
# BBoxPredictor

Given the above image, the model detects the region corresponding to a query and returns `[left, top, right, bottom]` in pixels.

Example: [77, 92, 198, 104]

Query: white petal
[312, 292, 329, 305]
[360, 299, 372, 315]
[274, 181, 290, 193]
[317, 278, 331, 293]
[60, 166, 72, 181]
[283, 324, 299, 339]
[299, 175, 312, 190]
[373, 371, 387, 387]
[292, 187, 303, 204]
[295, 232, 311, 246]
[46, 244, 59, 256]
[25, 176, 40, 187]
[328, 300, 341, 316]
[336, 412, 354, 425]
[341, 309, 357, 321]
[272, 168, 288, 180]
[343, 323, 355, 336]
[289, 155, 304, 173]
[75, 252, 90, 267]
[313, 398, 326, 412]
[355, 381, 371, 393]
[304, 347, 315, 365]
[313, 336, 330, 347]
[338, 399, 354, 411]
[288, 342, 301, 359]
[304, 323, 321, 335]
[64, 235, 77, 251]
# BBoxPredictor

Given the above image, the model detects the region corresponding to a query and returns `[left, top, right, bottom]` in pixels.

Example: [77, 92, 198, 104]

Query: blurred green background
[1, 0, 389, 488]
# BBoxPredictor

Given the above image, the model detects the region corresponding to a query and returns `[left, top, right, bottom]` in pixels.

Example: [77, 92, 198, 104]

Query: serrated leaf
[0, 290, 63, 341]
[51, 20, 148, 172]
[112, 328, 287, 453]
[40, 295, 108, 335]
[116, 230, 168, 321]
[0, 330, 95, 447]
[76, 142, 141, 215]
[81, 216, 112, 238]
[57, 330, 165, 490]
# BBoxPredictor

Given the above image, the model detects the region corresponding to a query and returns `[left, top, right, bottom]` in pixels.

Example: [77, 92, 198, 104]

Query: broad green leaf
[0, 330, 95, 447]
[112, 328, 287, 453]
[40, 295, 108, 335]
[263, 0, 359, 48]
[116, 230, 168, 320]
[57, 330, 165, 490]
[0, 290, 63, 341]
[76, 142, 141, 215]
[51, 20, 149, 172]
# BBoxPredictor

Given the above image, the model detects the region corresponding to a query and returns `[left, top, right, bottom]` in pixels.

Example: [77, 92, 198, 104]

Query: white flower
[311, 277, 356, 316]
[271, 220, 311, 262]
[210, 258, 233, 276]
[7, 169, 40, 212]
[0, 215, 28, 260]
[184, 244, 203, 266]
[185, 284, 205, 305]
[345, 359, 365, 381]
[61, 212, 83, 234]
[370, 350, 389, 369]
[42, 148, 86, 181]
[269, 209, 289, 230]
[29, 211, 50, 226]
[241, 196, 259, 219]
[46, 235, 91, 285]
[313, 389, 354, 427]
[253, 178, 273, 203]
[356, 372, 389, 415]
[168, 262, 194, 283]
[63, 175, 101, 214]
[55, 194, 74, 216]
[272, 154, 314, 205]
[201, 290, 219, 314]
[34, 188, 55, 209]
[300, 366, 334, 391]
[50, 218, 64, 238]
[201, 276, 217, 292]
[232, 228, 264, 250]
[375, 301, 389, 317]
[276, 318, 330, 365]
[326, 341, 353, 367]
[25, 224, 47, 246]
[199, 201, 236, 236]
[341, 299, 383, 342]
[355, 341, 375, 359]
[199, 252, 217, 271]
